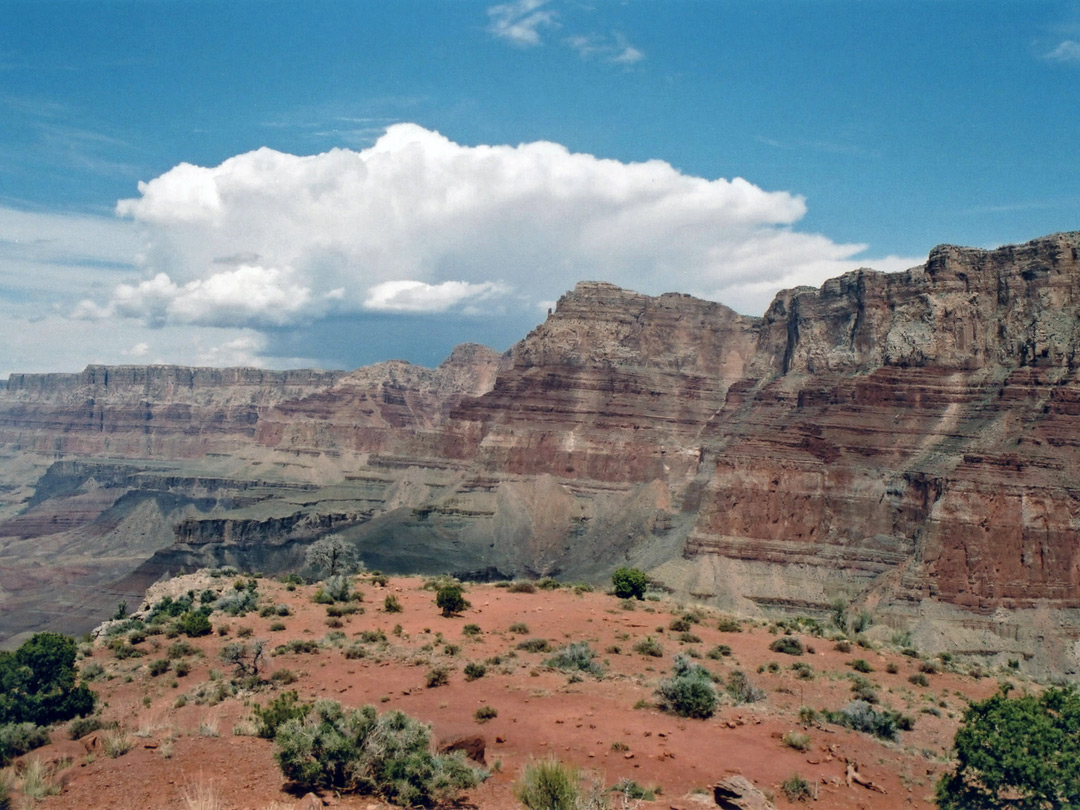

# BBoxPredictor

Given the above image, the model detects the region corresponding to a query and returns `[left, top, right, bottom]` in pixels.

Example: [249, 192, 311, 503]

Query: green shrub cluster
[254, 690, 311, 739]
[0, 722, 50, 766]
[0, 632, 95, 729]
[274, 699, 484, 805]
[726, 669, 765, 704]
[769, 636, 805, 656]
[611, 567, 647, 600]
[655, 654, 717, 719]
[937, 686, 1080, 810]
[822, 700, 912, 741]
[545, 642, 603, 677]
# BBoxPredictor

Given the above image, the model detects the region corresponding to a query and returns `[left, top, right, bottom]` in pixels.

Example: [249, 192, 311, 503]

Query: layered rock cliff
[2, 231, 1080, 674]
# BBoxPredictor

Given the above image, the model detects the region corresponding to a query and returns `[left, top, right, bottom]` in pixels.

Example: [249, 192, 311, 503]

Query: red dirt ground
[13, 573, 1006, 810]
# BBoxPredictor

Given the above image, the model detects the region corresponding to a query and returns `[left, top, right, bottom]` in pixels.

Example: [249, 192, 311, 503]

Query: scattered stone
[712, 774, 776, 810]
[293, 794, 324, 810]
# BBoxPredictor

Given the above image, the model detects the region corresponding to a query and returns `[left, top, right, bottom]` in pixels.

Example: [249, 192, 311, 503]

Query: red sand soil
[15, 574, 1005, 810]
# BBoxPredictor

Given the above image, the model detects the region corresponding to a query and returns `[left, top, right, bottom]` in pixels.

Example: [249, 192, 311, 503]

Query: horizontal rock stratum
[2, 231, 1080, 675]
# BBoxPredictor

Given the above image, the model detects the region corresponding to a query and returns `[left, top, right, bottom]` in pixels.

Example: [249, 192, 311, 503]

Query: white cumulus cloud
[78, 123, 919, 347]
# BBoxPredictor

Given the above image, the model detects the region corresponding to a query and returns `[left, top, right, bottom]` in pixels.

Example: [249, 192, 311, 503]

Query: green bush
[545, 643, 603, 677]
[611, 567, 647, 600]
[274, 700, 483, 805]
[769, 636, 805, 656]
[937, 686, 1080, 810]
[781, 773, 814, 802]
[849, 658, 873, 673]
[254, 690, 311, 739]
[908, 672, 930, 687]
[507, 581, 536, 593]
[0, 632, 95, 727]
[822, 700, 911, 741]
[655, 654, 717, 719]
[707, 644, 732, 659]
[474, 705, 498, 723]
[463, 661, 487, 681]
[462, 624, 482, 636]
[515, 756, 582, 810]
[178, 611, 213, 637]
[383, 594, 403, 613]
[148, 659, 170, 677]
[517, 638, 552, 653]
[633, 636, 663, 658]
[0, 722, 50, 766]
[426, 666, 450, 688]
[435, 582, 469, 617]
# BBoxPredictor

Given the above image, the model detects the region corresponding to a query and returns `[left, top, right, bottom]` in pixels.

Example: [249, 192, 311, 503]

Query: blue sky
[2, 1, 1078, 375]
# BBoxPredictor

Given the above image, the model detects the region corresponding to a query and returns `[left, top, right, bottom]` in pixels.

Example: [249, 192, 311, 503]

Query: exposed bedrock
[3, 231, 1080, 675]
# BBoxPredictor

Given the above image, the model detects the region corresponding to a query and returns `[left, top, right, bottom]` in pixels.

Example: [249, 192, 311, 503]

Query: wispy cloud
[487, 0, 558, 47]
[565, 31, 644, 65]
[1044, 39, 1080, 63]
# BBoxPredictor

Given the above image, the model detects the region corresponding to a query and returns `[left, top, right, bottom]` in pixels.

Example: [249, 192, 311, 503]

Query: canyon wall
[2, 232, 1080, 674]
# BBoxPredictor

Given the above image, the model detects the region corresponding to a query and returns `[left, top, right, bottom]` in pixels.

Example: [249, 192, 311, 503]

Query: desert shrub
[655, 654, 717, 719]
[148, 659, 171, 677]
[791, 662, 814, 680]
[507, 581, 537, 594]
[716, 616, 742, 633]
[769, 636, 805, 656]
[798, 706, 819, 725]
[850, 658, 874, 673]
[782, 731, 812, 752]
[850, 675, 879, 704]
[833, 639, 852, 653]
[426, 666, 451, 688]
[823, 700, 911, 741]
[509, 622, 530, 634]
[545, 642, 603, 677]
[0, 632, 95, 727]
[633, 636, 664, 658]
[515, 756, 583, 810]
[668, 615, 692, 632]
[464, 661, 487, 681]
[726, 670, 765, 704]
[0, 722, 50, 766]
[269, 621, 286, 632]
[919, 660, 939, 674]
[167, 640, 195, 659]
[174, 660, 191, 677]
[178, 610, 213, 637]
[909, 672, 930, 687]
[885, 661, 899, 674]
[435, 582, 469, 617]
[215, 587, 258, 617]
[221, 640, 266, 679]
[937, 686, 1080, 810]
[781, 773, 815, 802]
[707, 644, 732, 659]
[103, 728, 133, 758]
[273, 639, 320, 656]
[383, 594, 403, 613]
[611, 567, 647, 600]
[67, 714, 110, 740]
[254, 690, 311, 739]
[612, 778, 657, 800]
[358, 629, 386, 644]
[462, 624, 482, 636]
[517, 638, 552, 654]
[236, 625, 254, 638]
[274, 700, 483, 804]
[536, 577, 561, 590]
[474, 705, 498, 723]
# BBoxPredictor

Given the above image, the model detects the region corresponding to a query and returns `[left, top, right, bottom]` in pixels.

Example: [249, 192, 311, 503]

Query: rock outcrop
[2, 232, 1080, 675]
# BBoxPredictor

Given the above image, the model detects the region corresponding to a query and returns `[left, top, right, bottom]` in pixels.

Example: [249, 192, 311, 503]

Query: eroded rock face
[3, 232, 1080, 674]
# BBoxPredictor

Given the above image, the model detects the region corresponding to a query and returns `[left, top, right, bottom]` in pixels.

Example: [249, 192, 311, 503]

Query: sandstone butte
[2, 231, 1080, 678]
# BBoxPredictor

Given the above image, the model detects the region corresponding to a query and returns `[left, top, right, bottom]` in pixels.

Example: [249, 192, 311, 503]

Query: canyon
[2, 231, 1080, 676]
